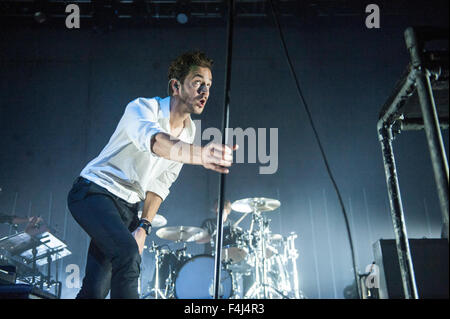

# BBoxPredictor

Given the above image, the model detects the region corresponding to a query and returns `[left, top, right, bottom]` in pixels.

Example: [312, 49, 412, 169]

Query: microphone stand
[213, 0, 235, 299]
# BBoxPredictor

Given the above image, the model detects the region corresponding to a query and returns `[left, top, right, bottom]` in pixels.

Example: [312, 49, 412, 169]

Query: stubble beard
[178, 88, 199, 114]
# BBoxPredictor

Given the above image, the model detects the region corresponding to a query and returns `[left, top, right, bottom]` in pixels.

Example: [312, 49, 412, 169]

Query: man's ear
[168, 78, 180, 96]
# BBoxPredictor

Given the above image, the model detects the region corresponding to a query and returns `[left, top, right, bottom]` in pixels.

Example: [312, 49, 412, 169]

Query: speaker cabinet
[373, 238, 448, 299]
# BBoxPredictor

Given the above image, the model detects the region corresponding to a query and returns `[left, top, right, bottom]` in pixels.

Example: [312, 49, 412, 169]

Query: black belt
[74, 176, 91, 186]
[73, 176, 140, 210]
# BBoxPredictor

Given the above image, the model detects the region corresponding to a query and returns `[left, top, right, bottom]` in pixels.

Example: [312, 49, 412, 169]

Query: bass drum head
[174, 255, 233, 299]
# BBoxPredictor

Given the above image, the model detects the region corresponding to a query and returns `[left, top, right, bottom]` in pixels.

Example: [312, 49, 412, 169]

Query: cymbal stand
[229, 269, 243, 299]
[147, 242, 168, 299]
[244, 210, 280, 299]
[286, 233, 301, 299]
[175, 243, 188, 260]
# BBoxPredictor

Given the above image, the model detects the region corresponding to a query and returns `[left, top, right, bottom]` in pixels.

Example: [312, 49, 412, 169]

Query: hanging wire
[268, 0, 361, 298]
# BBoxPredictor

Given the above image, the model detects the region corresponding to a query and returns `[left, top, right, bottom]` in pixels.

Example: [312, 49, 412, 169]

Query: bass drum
[174, 255, 233, 299]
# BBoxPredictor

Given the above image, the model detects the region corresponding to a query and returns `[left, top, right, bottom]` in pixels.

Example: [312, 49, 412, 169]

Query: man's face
[177, 66, 212, 115]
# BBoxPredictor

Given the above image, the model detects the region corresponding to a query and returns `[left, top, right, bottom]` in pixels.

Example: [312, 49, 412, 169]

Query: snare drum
[174, 255, 233, 299]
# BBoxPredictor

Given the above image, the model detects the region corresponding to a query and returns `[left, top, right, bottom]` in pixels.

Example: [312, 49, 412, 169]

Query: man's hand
[13, 215, 42, 225]
[132, 227, 147, 255]
[152, 133, 239, 173]
[24, 216, 46, 236]
[201, 143, 238, 174]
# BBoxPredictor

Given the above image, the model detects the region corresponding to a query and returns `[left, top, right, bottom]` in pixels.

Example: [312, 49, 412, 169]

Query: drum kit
[141, 197, 304, 299]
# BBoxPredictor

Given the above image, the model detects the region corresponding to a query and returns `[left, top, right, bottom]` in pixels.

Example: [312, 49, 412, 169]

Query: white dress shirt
[80, 96, 196, 204]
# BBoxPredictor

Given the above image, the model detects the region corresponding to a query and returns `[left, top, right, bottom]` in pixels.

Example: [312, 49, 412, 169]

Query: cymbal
[151, 214, 167, 228]
[231, 197, 281, 213]
[156, 226, 208, 243]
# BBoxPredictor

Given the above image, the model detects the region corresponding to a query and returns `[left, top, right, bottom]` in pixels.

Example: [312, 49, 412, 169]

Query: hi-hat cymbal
[231, 197, 281, 213]
[156, 226, 208, 243]
[151, 215, 167, 228]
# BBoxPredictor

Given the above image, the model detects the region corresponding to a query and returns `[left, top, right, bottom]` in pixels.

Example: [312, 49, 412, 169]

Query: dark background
[0, 0, 448, 298]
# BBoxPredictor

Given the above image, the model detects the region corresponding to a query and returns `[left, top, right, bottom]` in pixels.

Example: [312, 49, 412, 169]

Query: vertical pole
[308, 197, 321, 299]
[63, 205, 69, 240]
[363, 188, 374, 247]
[59, 205, 69, 285]
[384, 198, 395, 238]
[27, 201, 32, 218]
[213, 0, 235, 299]
[422, 198, 433, 238]
[47, 192, 53, 228]
[323, 189, 337, 298]
[347, 196, 360, 266]
[378, 122, 418, 299]
[9, 192, 19, 235]
[276, 187, 283, 235]
[288, 233, 301, 299]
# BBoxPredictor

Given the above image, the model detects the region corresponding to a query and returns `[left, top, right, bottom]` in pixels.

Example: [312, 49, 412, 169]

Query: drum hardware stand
[244, 210, 281, 299]
[145, 242, 189, 299]
[162, 272, 175, 299]
[146, 243, 169, 299]
[286, 233, 301, 299]
[31, 245, 38, 285]
[175, 243, 188, 259]
[231, 272, 242, 299]
[26, 246, 64, 296]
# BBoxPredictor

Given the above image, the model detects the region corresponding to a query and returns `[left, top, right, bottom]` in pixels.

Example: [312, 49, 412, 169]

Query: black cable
[268, 0, 362, 299]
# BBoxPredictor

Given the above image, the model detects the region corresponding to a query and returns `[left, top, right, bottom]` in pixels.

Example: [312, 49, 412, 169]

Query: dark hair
[168, 50, 213, 95]
[212, 199, 231, 213]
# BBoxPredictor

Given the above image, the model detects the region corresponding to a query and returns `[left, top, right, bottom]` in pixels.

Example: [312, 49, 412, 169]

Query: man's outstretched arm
[151, 132, 237, 174]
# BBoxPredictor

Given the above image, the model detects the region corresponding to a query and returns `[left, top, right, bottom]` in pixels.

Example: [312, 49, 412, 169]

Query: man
[198, 199, 234, 255]
[67, 51, 237, 299]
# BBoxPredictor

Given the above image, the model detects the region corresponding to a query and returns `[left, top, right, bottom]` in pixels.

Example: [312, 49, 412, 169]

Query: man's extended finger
[210, 148, 234, 162]
[211, 156, 232, 167]
[211, 144, 232, 155]
[212, 153, 233, 162]
[211, 164, 229, 174]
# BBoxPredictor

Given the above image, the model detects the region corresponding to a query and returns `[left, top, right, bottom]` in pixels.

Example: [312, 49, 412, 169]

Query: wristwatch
[138, 219, 152, 235]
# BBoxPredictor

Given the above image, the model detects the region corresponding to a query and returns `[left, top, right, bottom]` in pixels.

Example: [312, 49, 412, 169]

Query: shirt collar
[158, 96, 195, 140]
[159, 96, 171, 119]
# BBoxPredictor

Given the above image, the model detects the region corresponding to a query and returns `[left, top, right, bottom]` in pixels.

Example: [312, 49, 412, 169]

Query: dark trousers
[67, 177, 141, 299]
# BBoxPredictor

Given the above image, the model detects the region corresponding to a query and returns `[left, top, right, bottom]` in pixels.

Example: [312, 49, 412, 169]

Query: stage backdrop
[0, 5, 448, 298]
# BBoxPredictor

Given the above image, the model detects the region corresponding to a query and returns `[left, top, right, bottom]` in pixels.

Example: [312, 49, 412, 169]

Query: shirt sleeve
[123, 98, 163, 154]
[146, 161, 183, 201]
